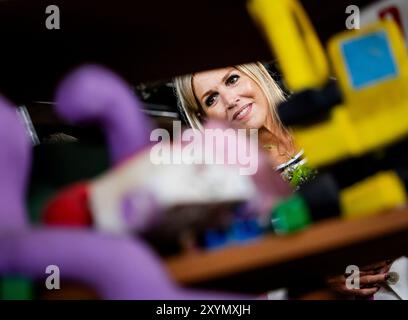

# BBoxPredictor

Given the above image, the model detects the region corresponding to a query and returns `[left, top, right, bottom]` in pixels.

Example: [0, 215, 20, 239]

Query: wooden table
[166, 207, 408, 293]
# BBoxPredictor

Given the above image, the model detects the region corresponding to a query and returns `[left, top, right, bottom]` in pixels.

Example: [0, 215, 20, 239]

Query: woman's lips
[232, 103, 253, 121]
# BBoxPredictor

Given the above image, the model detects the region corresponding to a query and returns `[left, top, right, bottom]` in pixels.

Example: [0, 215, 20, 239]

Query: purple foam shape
[55, 65, 154, 165]
[0, 96, 31, 230]
[121, 189, 164, 233]
[0, 94, 252, 299]
[0, 229, 251, 299]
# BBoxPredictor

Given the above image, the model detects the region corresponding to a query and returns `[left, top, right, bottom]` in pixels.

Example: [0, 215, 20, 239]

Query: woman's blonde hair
[174, 62, 293, 152]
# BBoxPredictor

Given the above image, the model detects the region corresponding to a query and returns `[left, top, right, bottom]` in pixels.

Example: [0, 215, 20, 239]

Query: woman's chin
[240, 119, 262, 130]
[229, 116, 262, 130]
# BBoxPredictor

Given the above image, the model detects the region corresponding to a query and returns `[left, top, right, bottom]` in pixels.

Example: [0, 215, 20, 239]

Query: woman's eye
[226, 74, 239, 85]
[205, 94, 217, 107]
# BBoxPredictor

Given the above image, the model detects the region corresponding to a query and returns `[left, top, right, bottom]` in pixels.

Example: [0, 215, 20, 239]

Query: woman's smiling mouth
[232, 103, 253, 121]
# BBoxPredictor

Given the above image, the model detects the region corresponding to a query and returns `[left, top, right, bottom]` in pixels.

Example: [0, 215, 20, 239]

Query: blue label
[341, 31, 398, 89]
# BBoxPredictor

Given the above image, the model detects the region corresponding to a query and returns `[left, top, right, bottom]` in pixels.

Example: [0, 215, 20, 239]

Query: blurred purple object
[121, 189, 163, 233]
[0, 96, 31, 230]
[0, 93, 251, 299]
[0, 229, 251, 299]
[55, 65, 154, 165]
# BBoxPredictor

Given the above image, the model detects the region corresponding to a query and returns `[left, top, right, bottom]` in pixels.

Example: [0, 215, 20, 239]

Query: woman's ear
[197, 112, 208, 124]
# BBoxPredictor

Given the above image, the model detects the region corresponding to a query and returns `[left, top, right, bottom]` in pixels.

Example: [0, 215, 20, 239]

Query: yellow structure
[247, 0, 329, 91]
[340, 171, 407, 219]
[297, 20, 408, 167]
[249, 0, 408, 220]
[249, 0, 408, 168]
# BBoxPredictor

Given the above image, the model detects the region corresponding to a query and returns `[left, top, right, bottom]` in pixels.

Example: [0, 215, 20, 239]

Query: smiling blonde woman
[174, 62, 308, 183]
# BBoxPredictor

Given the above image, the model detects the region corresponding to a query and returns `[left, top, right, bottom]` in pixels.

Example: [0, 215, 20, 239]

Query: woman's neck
[258, 123, 297, 166]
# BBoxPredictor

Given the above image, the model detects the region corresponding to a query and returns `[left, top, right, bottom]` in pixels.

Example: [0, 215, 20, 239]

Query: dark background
[0, 0, 376, 104]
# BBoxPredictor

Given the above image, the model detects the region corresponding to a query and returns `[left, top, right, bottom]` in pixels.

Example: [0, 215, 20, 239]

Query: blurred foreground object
[248, 0, 408, 233]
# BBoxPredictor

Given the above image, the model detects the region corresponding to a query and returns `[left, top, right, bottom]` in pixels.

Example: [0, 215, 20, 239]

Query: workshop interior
[0, 0, 408, 300]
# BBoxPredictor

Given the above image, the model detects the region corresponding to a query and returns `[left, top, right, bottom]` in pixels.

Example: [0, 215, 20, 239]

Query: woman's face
[192, 67, 270, 129]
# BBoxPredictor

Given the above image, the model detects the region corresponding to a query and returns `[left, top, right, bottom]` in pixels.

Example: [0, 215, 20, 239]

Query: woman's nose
[221, 89, 240, 109]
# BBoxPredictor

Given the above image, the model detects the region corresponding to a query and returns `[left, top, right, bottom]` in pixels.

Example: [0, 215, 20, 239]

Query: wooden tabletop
[166, 206, 408, 293]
